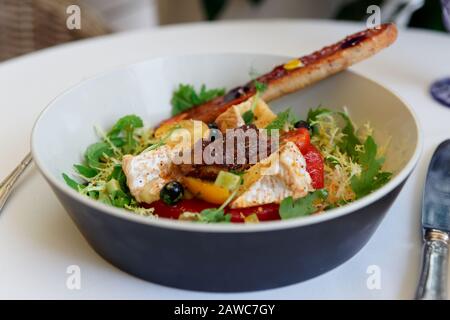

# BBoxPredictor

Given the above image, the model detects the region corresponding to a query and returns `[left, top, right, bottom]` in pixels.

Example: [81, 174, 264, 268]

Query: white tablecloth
[0, 19, 449, 299]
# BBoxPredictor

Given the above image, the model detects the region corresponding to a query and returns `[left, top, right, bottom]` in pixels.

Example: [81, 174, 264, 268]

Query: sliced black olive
[294, 120, 311, 130]
[208, 122, 219, 129]
[209, 128, 221, 142]
[223, 86, 245, 102]
[160, 181, 184, 205]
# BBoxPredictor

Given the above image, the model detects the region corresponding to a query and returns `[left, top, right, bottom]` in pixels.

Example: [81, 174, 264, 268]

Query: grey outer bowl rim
[30, 52, 423, 234]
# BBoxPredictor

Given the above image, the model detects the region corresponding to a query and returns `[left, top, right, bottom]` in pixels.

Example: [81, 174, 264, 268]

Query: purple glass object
[429, 2, 450, 108]
[430, 78, 450, 108]
[442, 0, 450, 31]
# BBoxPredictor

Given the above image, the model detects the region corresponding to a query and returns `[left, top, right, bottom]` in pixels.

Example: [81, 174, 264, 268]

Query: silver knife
[416, 139, 450, 300]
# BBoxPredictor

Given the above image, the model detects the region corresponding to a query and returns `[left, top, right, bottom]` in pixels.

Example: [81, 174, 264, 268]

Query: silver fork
[0, 153, 33, 212]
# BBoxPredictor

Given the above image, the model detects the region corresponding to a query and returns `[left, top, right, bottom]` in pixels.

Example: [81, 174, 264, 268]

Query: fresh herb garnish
[242, 109, 255, 125]
[306, 107, 331, 124]
[336, 112, 360, 159]
[171, 84, 225, 116]
[108, 115, 143, 136]
[196, 177, 241, 223]
[142, 124, 181, 153]
[265, 108, 298, 132]
[109, 164, 128, 190]
[279, 189, 328, 220]
[254, 80, 268, 93]
[109, 189, 131, 208]
[307, 106, 392, 201]
[62, 173, 84, 191]
[372, 171, 393, 190]
[306, 107, 335, 136]
[198, 208, 232, 223]
[105, 179, 131, 208]
[84, 142, 114, 169]
[242, 80, 268, 125]
[63, 114, 155, 216]
[350, 136, 392, 199]
[107, 115, 144, 154]
[307, 107, 360, 157]
[74, 164, 98, 178]
[229, 169, 245, 177]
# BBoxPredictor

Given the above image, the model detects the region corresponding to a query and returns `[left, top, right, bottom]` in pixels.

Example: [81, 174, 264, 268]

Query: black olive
[223, 86, 245, 102]
[160, 181, 184, 205]
[209, 128, 221, 142]
[294, 120, 311, 130]
[208, 122, 219, 129]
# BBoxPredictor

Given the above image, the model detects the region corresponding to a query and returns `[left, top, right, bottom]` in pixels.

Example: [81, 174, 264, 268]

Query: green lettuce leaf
[265, 108, 298, 131]
[171, 84, 225, 116]
[350, 136, 391, 198]
[279, 189, 328, 220]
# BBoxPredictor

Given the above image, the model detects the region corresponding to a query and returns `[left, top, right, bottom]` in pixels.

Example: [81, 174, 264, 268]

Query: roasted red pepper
[149, 127, 323, 222]
[303, 143, 325, 189]
[282, 127, 324, 189]
[147, 199, 280, 222]
[148, 199, 216, 219]
[226, 203, 280, 223]
[281, 127, 310, 153]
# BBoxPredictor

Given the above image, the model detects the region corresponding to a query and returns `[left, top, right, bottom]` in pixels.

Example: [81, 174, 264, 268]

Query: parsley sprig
[142, 124, 181, 153]
[196, 178, 242, 223]
[308, 108, 361, 158]
[171, 84, 225, 116]
[62, 115, 156, 215]
[350, 136, 392, 198]
[279, 189, 328, 219]
[265, 108, 298, 132]
[307, 107, 392, 199]
[242, 80, 268, 125]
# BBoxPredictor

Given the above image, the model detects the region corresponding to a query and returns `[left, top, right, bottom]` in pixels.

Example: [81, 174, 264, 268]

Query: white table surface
[0, 19, 449, 299]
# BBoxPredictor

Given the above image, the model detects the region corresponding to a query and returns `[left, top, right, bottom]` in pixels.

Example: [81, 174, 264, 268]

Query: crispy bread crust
[159, 23, 397, 127]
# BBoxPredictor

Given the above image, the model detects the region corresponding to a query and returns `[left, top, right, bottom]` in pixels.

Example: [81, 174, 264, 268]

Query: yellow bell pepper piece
[154, 119, 209, 148]
[283, 59, 303, 71]
[183, 177, 230, 205]
[244, 213, 259, 224]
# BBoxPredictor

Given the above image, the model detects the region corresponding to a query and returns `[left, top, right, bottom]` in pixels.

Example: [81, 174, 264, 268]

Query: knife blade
[416, 139, 450, 300]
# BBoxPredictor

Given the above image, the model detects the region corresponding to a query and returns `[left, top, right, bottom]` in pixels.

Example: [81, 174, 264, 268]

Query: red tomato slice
[147, 200, 280, 222]
[147, 127, 323, 222]
[282, 127, 324, 189]
[281, 127, 310, 153]
[303, 143, 325, 189]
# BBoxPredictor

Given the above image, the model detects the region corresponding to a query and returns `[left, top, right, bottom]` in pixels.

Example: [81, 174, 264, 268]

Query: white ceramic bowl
[31, 53, 422, 291]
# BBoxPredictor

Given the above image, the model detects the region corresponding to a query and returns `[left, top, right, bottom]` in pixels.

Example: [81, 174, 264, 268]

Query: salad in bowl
[31, 23, 423, 291]
[63, 85, 392, 224]
[63, 23, 396, 225]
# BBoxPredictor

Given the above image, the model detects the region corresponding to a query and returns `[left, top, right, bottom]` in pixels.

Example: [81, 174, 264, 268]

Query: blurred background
[0, 0, 448, 61]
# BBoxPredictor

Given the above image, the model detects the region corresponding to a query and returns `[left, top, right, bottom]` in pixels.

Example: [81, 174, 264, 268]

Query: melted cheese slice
[215, 97, 277, 132]
[122, 120, 209, 205]
[215, 105, 245, 132]
[230, 142, 313, 208]
[122, 145, 180, 204]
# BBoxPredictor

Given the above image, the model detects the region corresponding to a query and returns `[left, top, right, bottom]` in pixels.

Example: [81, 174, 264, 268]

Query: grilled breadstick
[160, 23, 397, 127]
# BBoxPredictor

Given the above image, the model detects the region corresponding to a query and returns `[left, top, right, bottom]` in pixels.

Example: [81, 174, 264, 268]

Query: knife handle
[416, 229, 449, 300]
